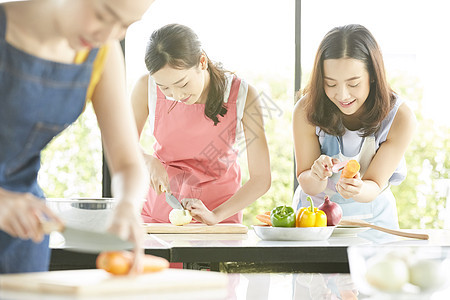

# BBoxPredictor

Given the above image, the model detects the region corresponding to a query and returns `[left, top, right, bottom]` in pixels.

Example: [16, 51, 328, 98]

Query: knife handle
[40, 220, 65, 234]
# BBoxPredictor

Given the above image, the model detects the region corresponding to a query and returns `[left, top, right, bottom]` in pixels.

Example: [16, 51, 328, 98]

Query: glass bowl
[347, 245, 450, 298]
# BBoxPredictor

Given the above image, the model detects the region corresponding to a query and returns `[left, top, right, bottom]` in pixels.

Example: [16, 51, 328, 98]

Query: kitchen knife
[41, 220, 133, 253]
[165, 193, 184, 210]
[331, 160, 348, 173]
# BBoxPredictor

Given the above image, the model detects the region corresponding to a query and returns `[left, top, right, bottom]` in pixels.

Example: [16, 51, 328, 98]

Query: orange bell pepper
[296, 197, 327, 227]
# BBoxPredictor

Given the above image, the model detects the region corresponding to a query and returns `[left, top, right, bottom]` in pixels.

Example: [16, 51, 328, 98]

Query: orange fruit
[96, 251, 169, 275]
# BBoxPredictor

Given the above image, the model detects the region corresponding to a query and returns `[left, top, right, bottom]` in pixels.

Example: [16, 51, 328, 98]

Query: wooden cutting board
[0, 269, 227, 295]
[143, 223, 248, 234]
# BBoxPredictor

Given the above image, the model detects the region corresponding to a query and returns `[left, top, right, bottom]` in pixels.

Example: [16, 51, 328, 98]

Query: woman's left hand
[182, 198, 218, 225]
[336, 172, 363, 199]
[108, 199, 145, 274]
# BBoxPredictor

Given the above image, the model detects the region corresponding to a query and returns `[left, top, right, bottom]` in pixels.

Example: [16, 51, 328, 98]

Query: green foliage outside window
[388, 74, 450, 229]
[39, 103, 102, 198]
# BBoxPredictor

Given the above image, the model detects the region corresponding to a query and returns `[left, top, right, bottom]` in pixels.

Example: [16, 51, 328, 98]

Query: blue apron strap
[86, 47, 100, 64]
[0, 5, 6, 40]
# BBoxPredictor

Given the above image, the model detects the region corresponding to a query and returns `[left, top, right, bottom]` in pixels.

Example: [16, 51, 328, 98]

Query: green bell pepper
[270, 205, 296, 227]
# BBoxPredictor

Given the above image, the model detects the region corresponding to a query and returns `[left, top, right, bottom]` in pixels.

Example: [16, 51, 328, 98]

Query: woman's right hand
[310, 155, 337, 181]
[0, 187, 61, 242]
[143, 154, 169, 194]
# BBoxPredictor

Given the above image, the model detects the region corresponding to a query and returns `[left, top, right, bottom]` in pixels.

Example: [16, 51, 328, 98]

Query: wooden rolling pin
[339, 219, 429, 240]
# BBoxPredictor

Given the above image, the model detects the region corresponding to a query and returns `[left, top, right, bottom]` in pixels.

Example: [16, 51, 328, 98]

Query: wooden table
[50, 229, 450, 273]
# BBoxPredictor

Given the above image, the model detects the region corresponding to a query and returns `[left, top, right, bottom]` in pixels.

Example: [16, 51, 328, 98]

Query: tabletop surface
[51, 228, 450, 250]
[149, 228, 450, 248]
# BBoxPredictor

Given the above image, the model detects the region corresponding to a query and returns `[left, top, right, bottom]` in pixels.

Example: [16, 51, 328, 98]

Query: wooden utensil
[339, 219, 429, 240]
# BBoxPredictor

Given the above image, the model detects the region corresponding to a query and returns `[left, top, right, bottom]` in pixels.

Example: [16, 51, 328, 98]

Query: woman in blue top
[0, 0, 154, 274]
[292, 24, 417, 229]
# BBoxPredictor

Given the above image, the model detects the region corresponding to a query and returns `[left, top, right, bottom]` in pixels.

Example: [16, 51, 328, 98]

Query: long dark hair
[145, 23, 227, 125]
[301, 24, 395, 137]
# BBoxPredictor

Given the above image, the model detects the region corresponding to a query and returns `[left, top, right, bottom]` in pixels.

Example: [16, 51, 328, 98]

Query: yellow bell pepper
[296, 196, 327, 227]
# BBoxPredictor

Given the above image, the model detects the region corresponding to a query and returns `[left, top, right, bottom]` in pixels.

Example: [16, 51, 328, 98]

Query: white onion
[365, 255, 409, 292]
[169, 209, 192, 226]
[409, 259, 446, 290]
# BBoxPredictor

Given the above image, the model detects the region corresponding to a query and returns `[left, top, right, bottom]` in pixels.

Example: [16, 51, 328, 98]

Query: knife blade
[331, 160, 348, 173]
[165, 192, 184, 210]
[41, 220, 133, 253]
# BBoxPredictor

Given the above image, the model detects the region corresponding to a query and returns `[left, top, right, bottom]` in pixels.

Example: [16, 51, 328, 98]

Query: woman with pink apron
[132, 24, 271, 225]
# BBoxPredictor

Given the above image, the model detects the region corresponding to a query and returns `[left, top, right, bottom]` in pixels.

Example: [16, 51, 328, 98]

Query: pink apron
[141, 76, 242, 223]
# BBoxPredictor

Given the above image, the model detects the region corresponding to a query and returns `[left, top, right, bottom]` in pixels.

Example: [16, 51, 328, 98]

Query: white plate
[332, 225, 369, 237]
[252, 225, 335, 241]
